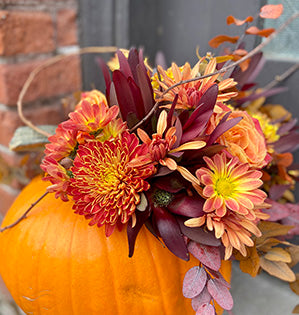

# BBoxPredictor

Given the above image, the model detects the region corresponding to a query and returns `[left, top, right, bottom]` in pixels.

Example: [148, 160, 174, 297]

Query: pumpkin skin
[0, 177, 231, 315]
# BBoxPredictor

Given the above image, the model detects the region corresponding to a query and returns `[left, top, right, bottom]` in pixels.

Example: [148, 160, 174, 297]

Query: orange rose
[207, 106, 269, 169]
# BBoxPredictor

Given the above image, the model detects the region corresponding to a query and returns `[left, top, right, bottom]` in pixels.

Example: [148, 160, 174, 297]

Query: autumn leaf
[209, 35, 239, 48]
[260, 257, 296, 282]
[264, 247, 292, 263]
[289, 274, 299, 295]
[287, 245, 299, 268]
[246, 26, 275, 38]
[257, 221, 294, 245]
[226, 15, 254, 25]
[238, 246, 260, 277]
[256, 237, 282, 252]
[260, 4, 284, 19]
[293, 304, 299, 314]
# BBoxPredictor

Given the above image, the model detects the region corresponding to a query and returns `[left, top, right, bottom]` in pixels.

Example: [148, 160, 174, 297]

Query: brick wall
[0, 0, 82, 216]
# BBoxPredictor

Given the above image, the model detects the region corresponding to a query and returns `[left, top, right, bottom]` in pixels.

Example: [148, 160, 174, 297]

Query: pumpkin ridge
[143, 230, 168, 315]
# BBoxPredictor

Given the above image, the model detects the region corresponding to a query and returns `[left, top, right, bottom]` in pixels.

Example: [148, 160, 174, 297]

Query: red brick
[57, 9, 78, 46]
[0, 101, 68, 146]
[0, 10, 55, 56]
[0, 55, 81, 105]
[0, 183, 19, 216]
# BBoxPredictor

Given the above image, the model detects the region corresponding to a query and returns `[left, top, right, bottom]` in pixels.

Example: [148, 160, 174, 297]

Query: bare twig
[263, 63, 299, 91]
[0, 191, 49, 232]
[130, 12, 299, 131]
[17, 46, 118, 138]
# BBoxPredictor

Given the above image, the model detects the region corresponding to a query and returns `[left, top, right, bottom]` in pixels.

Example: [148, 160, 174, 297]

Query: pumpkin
[0, 177, 231, 315]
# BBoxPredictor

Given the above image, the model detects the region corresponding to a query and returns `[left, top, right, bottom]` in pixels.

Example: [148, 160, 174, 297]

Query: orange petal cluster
[153, 58, 238, 110]
[67, 131, 156, 236]
[185, 153, 267, 259]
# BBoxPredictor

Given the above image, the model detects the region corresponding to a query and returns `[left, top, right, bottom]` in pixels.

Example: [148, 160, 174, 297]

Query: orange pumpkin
[0, 177, 231, 315]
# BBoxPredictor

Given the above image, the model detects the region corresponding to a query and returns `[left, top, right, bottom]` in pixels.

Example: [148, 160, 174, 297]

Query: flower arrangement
[1, 3, 299, 315]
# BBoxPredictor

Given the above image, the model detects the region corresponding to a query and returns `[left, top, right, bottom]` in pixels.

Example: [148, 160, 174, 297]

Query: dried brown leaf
[246, 26, 275, 38]
[257, 221, 294, 245]
[209, 35, 239, 48]
[260, 4, 284, 19]
[293, 304, 299, 314]
[260, 256, 296, 282]
[256, 237, 282, 252]
[226, 15, 254, 25]
[264, 247, 292, 263]
[287, 245, 299, 268]
[238, 246, 260, 277]
[290, 274, 299, 295]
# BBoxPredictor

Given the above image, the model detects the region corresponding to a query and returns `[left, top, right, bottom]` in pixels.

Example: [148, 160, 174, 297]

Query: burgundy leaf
[207, 278, 233, 310]
[174, 117, 183, 147]
[113, 70, 137, 121]
[127, 48, 139, 81]
[274, 132, 299, 153]
[192, 287, 212, 311]
[109, 83, 118, 108]
[182, 266, 207, 298]
[207, 115, 242, 145]
[117, 49, 133, 78]
[183, 85, 218, 131]
[277, 118, 297, 135]
[127, 77, 145, 118]
[167, 193, 205, 217]
[188, 241, 221, 271]
[167, 94, 179, 131]
[136, 64, 154, 114]
[153, 206, 189, 260]
[177, 219, 221, 246]
[196, 303, 215, 315]
[127, 206, 151, 257]
[154, 174, 187, 193]
[281, 203, 299, 236]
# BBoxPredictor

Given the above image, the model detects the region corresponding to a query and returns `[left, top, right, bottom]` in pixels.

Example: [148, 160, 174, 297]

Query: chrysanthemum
[185, 152, 268, 259]
[196, 153, 267, 218]
[76, 89, 108, 110]
[65, 100, 119, 134]
[67, 131, 156, 236]
[153, 58, 238, 110]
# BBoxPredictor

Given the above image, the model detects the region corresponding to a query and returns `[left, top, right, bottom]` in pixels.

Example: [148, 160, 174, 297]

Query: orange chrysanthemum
[67, 131, 156, 236]
[75, 89, 108, 110]
[185, 153, 268, 259]
[153, 58, 238, 110]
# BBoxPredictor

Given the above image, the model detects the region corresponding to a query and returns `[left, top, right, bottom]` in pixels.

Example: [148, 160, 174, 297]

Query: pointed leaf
[226, 15, 254, 25]
[264, 247, 292, 263]
[238, 245, 260, 277]
[192, 287, 212, 311]
[209, 35, 239, 48]
[183, 266, 207, 298]
[167, 94, 179, 131]
[257, 221, 294, 245]
[260, 257, 296, 282]
[177, 219, 221, 246]
[188, 241, 221, 271]
[207, 278, 233, 310]
[196, 303, 215, 315]
[289, 274, 299, 295]
[246, 26, 275, 37]
[127, 76, 145, 118]
[127, 206, 151, 257]
[117, 49, 133, 78]
[167, 194, 205, 217]
[127, 48, 139, 81]
[260, 4, 283, 19]
[153, 206, 189, 260]
[96, 57, 111, 99]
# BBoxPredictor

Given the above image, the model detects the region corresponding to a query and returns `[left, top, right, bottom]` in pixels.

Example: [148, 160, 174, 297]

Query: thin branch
[0, 191, 49, 232]
[129, 12, 299, 132]
[17, 46, 118, 138]
[263, 63, 299, 91]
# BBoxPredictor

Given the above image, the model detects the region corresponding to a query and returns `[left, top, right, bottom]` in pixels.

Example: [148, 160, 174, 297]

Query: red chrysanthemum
[67, 131, 156, 236]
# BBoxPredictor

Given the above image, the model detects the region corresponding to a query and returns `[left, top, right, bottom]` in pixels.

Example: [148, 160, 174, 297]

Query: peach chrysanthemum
[76, 89, 108, 110]
[67, 131, 156, 236]
[185, 153, 268, 259]
[153, 58, 238, 110]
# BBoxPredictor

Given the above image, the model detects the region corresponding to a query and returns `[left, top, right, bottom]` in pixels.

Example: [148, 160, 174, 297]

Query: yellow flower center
[215, 178, 234, 197]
